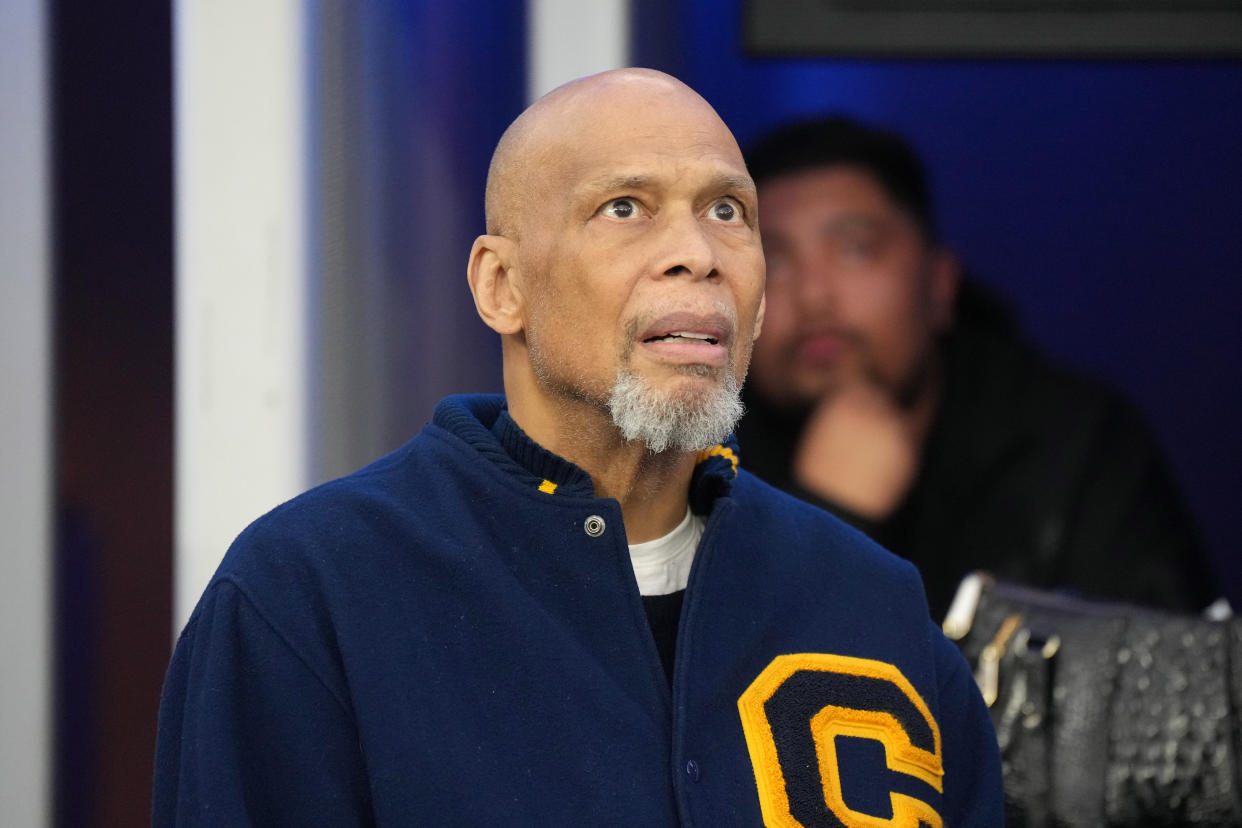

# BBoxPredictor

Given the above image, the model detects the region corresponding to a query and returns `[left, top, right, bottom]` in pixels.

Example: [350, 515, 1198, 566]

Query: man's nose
[792, 257, 839, 311]
[657, 211, 718, 280]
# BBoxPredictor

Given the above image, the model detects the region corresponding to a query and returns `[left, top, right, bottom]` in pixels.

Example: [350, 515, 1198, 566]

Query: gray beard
[607, 364, 745, 454]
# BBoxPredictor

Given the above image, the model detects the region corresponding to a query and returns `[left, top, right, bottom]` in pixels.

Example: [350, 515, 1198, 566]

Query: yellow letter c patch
[738, 653, 944, 828]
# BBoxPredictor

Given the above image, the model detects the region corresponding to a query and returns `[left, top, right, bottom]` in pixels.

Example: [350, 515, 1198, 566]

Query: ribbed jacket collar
[432, 393, 740, 513]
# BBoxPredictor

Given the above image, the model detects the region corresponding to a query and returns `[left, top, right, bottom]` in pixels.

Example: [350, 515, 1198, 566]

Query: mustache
[623, 301, 739, 345]
[795, 324, 865, 347]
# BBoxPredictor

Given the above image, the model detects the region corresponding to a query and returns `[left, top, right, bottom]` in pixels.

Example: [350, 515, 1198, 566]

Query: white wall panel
[529, 0, 630, 101]
[174, 1, 312, 628]
[0, 0, 51, 823]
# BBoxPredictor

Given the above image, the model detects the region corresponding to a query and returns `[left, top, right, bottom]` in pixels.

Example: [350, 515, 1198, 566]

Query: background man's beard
[607, 365, 745, 454]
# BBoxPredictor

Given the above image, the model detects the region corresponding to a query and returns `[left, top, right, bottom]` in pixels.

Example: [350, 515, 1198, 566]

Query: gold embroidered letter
[738, 653, 944, 827]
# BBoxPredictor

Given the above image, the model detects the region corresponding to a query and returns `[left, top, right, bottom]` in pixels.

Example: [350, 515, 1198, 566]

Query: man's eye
[709, 198, 742, 223]
[602, 198, 640, 219]
[838, 236, 880, 261]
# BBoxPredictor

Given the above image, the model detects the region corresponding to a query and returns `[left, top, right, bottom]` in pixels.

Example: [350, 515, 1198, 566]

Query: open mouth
[643, 331, 719, 345]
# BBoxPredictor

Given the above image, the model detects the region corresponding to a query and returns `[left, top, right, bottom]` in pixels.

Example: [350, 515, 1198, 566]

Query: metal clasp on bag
[974, 615, 1062, 708]
[976, 614, 1021, 707]
[943, 571, 992, 640]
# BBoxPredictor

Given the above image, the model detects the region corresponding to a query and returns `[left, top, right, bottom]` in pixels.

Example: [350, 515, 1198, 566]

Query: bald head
[484, 69, 739, 238]
[466, 68, 766, 464]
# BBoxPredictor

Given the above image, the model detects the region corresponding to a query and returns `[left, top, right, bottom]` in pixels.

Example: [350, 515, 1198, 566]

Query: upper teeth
[670, 331, 712, 340]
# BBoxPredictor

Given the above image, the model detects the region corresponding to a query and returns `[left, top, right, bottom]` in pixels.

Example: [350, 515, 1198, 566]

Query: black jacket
[738, 281, 1217, 620]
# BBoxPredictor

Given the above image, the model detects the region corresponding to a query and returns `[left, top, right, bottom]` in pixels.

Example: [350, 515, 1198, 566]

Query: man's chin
[607, 368, 743, 454]
[792, 360, 874, 399]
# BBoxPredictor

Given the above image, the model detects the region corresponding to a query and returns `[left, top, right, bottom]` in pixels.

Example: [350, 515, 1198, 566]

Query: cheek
[532, 256, 603, 330]
[863, 279, 935, 369]
[747, 311, 791, 389]
[752, 285, 797, 352]
[846, 263, 915, 328]
[526, 278, 590, 360]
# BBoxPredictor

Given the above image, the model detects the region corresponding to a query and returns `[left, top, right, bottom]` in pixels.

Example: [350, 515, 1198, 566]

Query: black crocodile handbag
[943, 573, 1241, 828]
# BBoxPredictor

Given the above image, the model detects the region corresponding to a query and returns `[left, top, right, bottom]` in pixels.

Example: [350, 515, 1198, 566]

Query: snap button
[583, 515, 606, 537]
[685, 759, 700, 782]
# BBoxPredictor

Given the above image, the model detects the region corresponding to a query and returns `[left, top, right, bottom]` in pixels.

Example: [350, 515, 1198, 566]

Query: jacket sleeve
[152, 579, 372, 827]
[933, 625, 1005, 827]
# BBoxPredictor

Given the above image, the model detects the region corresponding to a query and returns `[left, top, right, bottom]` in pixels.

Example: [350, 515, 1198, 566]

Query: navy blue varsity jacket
[154, 394, 1002, 826]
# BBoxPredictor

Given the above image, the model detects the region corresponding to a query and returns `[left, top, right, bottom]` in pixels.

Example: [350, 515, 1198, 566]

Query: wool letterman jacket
[154, 393, 1002, 826]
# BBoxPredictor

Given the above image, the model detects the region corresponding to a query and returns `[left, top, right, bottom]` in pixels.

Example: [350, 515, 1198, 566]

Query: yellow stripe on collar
[538, 479, 558, 494]
[696, 444, 739, 475]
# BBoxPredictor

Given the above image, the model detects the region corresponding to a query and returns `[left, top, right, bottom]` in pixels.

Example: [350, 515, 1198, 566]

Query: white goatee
[607, 364, 744, 454]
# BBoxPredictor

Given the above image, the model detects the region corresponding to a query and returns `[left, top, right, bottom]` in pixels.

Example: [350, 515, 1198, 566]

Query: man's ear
[928, 247, 961, 334]
[753, 291, 766, 341]
[467, 235, 525, 336]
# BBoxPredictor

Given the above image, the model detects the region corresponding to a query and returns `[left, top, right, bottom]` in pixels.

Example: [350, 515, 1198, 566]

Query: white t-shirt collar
[628, 506, 705, 597]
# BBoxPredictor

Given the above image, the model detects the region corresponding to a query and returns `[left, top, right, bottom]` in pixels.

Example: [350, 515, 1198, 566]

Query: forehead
[759, 166, 899, 219]
[571, 156, 753, 203]
[548, 92, 750, 196]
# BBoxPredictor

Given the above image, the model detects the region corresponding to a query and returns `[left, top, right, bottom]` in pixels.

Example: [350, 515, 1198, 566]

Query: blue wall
[638, 0, 1242, 599]
[355, 0, 522, 449]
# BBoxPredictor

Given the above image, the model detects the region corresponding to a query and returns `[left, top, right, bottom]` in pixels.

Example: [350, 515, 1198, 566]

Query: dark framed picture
[744, 0, 1242, 57]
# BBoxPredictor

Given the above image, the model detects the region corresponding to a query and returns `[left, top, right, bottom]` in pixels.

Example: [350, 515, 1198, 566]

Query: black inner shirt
[640, 590, 685, 685]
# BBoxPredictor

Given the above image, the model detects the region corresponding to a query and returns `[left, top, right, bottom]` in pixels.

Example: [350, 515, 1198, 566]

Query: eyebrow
[824, 214, 885, 231]
[819, 213, 907, 238]
[576, 172, 757, 201]
[571, 173, 755, 213]
[717, 175, 757, 195]
[578, 174, 652, 196]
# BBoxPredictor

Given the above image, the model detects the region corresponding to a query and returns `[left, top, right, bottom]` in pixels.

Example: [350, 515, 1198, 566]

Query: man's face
[516, 88, 766, 444]
[748, 165, 954, 408]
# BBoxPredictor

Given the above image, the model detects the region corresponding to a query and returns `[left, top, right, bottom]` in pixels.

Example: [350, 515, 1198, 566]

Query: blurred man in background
[737, 116, 1217, 619]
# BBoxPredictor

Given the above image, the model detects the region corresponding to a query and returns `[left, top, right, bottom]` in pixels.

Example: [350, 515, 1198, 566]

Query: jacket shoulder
[733, 468, 929, 596]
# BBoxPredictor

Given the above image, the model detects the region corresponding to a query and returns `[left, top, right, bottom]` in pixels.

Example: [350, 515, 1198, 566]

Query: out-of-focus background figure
[736, 116, 1218, 619]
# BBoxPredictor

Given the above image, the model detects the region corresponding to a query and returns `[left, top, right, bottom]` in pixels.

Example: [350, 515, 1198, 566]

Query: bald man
[154, 70, 1002, 826]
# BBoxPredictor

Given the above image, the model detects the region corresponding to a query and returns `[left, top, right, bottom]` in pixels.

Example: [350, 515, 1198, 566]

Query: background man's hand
[791, 382, 920, 520]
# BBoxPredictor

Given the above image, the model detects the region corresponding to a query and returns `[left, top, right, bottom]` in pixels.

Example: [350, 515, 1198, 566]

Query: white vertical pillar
[174, 1, 313, 628]
[528, 0, 631, 102]
[0, 0, 51, 823]
[174, 0, 635, 631]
